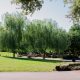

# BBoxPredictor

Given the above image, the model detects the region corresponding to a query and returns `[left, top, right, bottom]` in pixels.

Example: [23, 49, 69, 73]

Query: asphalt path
[0, 71, 80, 80]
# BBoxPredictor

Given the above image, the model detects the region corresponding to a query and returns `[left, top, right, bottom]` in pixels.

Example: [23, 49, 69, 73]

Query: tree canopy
[0, 13, 26, 57]
[69, 24, 80, 54]
[0, 13, 69, 58]
[64, 0, 80, 22]
[12, 0, 44, 14]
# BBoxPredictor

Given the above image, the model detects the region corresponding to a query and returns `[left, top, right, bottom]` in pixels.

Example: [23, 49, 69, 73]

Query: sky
[0, 0, 72, 31]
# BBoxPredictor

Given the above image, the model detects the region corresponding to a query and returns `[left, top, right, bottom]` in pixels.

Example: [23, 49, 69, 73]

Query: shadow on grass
[2, 56, 62, 63]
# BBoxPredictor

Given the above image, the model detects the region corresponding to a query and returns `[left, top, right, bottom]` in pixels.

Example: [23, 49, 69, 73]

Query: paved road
[0, 71, 80, 80]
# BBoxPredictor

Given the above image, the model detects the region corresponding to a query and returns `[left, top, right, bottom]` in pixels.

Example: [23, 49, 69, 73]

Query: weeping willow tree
[0, 13, 26, 57]
[23, 19, 69, 59]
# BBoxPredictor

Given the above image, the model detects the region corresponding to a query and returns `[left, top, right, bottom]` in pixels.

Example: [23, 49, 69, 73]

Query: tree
[24, 19, 69, 59]
[64, 0, 80, 22]
[24, 20, 47, 59]
[0, 25, 7, 51]
[2, 13, 26, 57]
[55, 28, 69, 55]
[24, 20, 57, 59]
[12, 0, 44, 14]
[69, 24, 80, 55]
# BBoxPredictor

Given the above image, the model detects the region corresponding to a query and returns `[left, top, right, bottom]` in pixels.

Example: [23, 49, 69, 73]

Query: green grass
[0, 52, 64, 72]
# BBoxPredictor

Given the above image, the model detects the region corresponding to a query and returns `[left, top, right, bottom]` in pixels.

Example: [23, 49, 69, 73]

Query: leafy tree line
[0, 13, 70, 59]
[0, 0, 79, 59]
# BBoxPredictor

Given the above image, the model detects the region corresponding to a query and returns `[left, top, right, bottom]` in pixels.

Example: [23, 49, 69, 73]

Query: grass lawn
[0, 52, 65, 72]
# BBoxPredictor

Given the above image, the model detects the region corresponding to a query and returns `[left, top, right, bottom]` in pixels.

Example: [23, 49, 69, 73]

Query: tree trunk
[43, 53, 46, 60]
[13, 53, 15, 58]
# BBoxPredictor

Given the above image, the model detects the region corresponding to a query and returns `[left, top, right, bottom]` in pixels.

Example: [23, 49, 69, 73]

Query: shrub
[56, 63, 80, 71]
[56, 65, 71, 71]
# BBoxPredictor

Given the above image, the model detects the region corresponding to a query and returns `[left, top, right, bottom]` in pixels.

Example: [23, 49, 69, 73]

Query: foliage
[55, 28, 70, 53]
[0, 13, 69, 58]
[12, 0, 44, 14]
[12, 0, 80, 22]
[24, 19, 69, 57]
[0, 13, 26, 57]
[64, 0, 80, 22]
[69, 24, 80, 54]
